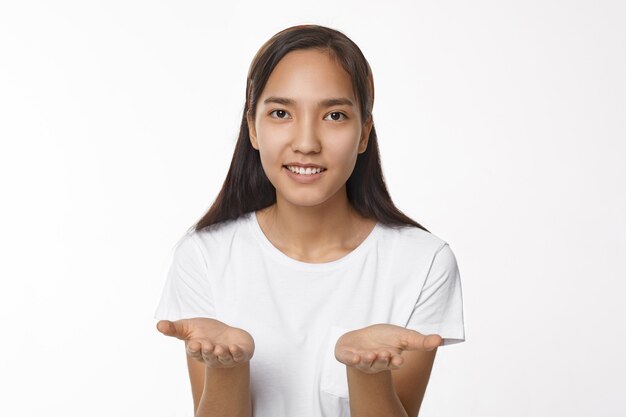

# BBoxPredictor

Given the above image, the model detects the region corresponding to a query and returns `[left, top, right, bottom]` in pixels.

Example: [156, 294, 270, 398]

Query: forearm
[347, 366, 408, 417]
[196, 362, 252, 417]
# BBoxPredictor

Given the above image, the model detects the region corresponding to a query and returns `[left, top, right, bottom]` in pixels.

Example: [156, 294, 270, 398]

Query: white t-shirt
[154, 211, 465, 417]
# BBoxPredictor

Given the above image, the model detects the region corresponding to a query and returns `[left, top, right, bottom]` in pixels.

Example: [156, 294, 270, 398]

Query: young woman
[154, 24, 465, 417]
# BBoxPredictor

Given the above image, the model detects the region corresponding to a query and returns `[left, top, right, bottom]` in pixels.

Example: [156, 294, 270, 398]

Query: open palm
[335, 323, 442, 374]
[157, 318, 255, 368]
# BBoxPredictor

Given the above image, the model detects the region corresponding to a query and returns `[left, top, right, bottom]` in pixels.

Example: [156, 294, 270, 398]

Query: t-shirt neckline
[248, 210, 381, 272]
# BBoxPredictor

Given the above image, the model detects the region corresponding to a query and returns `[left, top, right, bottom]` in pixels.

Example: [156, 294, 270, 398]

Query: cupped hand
[334, 323, 443, 374]
[156, 318, 255, 368]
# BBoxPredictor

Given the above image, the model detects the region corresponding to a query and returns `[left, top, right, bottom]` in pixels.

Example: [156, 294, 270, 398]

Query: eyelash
[268, 109, 348, 121]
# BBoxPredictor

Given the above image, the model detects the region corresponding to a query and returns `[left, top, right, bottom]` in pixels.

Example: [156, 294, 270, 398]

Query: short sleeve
[153, 232, 218, 321]
[405, 243, 466, 346]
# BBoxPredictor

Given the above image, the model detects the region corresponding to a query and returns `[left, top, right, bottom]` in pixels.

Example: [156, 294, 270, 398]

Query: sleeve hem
[405, 322, 466, 346]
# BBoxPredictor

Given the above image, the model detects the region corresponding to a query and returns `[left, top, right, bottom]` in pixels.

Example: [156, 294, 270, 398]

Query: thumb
[423, 334, 444, 350]
[405, 330, 443, 351]
[156, 320, 182, 338]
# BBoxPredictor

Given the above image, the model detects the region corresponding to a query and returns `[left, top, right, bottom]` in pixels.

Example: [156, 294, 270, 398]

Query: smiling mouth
[283, 165, 327, 175]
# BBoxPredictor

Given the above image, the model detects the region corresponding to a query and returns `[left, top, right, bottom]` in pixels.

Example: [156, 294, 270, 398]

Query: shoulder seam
[434, 241, 450, 257]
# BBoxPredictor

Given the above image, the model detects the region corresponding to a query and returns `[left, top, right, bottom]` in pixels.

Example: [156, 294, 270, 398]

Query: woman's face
[247, 48, 372, 208]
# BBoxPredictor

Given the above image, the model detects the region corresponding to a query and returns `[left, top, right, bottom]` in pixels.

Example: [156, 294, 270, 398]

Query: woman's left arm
[336, 324, 442, 417]
[346, 349, 437, 417]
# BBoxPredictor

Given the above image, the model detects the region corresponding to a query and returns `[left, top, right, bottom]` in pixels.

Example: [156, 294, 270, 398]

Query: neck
[256, 187, 374, 262]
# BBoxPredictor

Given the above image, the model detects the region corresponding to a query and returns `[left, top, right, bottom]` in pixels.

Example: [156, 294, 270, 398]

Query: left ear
[358, 115, 373, 154]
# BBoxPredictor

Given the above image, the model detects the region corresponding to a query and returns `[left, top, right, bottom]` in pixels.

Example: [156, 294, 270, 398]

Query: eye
[269, 109, 291, 119]
[325, 111, 348, 121]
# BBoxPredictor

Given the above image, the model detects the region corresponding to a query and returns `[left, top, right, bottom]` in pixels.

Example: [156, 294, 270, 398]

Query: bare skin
[247, 48, 375, 262]
[335, 323, 443, 374]
[256, 204, 377, 263]
[156, 318, 255, 368]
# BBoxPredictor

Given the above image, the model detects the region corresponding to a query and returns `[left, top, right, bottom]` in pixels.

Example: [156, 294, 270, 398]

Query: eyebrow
[262, 96, 355, 108]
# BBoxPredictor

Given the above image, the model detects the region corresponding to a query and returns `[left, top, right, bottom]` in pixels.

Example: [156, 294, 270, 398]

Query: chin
[279, 192, 332, 208]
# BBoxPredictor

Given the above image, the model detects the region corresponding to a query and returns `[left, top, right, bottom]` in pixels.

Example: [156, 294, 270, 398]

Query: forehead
[260, 49, 356, 103]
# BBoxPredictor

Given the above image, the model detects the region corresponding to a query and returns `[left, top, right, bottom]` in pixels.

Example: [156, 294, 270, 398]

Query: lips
[284, 165, 326, 174]
[283, 165, 326, 183]
[283, 162, 326, 169]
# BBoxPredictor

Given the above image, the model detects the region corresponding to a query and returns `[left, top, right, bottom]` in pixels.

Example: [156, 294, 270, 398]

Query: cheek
[256, 122, 289, 152]
[255, 127, 281, 156]
[326, 135, 360, 164]
[258, 147, 279, 173]
[256, 141, 285, 180]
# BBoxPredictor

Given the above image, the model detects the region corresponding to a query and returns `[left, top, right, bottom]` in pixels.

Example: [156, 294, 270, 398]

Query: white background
[1, 1, 624, 416]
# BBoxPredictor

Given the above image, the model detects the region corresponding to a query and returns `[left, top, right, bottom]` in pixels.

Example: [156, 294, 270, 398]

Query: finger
[229, 344, 245, 363]
[214, 344, 225, 357]
[361, 352, 377, 368]
[338, 350, 360, 366]
[187, 341, 208, 360]
[390, 354, 404, 368]
[157, 319, 188, 340]
[373, 351, 391, 370]
[214, 345, 234, 365]
[156, 320, 175, 336]
[357, 352, 381, 374]
[404, 330, 443, 351]
[423, 334, 444, 350]
[202, 345, 222, 366]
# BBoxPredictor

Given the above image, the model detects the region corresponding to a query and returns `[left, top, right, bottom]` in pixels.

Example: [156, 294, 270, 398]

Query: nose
[291, 114, 321, 154]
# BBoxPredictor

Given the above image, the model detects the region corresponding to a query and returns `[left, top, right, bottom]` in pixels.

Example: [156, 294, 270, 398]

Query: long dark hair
[191, 24, 429, 233]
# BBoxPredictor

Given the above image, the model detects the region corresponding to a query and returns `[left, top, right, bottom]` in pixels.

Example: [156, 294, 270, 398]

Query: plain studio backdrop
[1, 1, 624, 416]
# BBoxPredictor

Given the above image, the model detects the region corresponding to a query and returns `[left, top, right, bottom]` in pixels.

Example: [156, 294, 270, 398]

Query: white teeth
[286, 165, 324, 175]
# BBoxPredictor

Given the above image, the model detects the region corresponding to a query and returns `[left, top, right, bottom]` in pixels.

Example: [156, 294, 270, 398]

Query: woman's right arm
[187, 345, 252, 417]
[157, 318, 254, 417]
